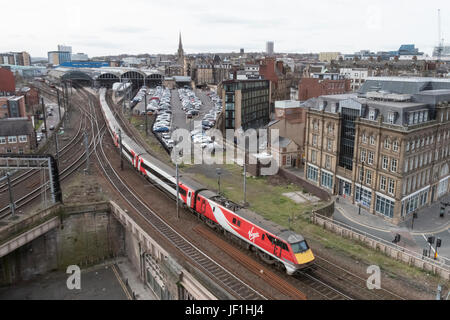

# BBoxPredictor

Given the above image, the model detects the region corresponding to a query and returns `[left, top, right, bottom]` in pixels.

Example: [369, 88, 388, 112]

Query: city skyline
[1, 0, 449, 58]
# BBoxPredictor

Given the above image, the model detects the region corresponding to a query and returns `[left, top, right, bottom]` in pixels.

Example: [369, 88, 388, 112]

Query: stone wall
[0, 204, 125, 286]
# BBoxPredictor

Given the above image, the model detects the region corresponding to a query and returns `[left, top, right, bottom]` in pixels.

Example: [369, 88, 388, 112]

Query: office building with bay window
[304, 77, 450, 224]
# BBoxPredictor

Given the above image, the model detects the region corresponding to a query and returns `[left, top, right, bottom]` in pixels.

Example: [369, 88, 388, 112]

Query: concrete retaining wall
[0, 203, 125, 286]
[311, 213, 450, 281]
[278, 168, 331, 201]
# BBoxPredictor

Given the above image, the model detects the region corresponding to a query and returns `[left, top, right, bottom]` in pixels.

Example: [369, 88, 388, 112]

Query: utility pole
[41, 97, 48, 140]
[144, 92, 148, 136]
[6, 172, 15, 216]
[243, 161, 247, 206]
[176, 161, 180, 219]
[54, 132, 60, 168]
[84, 132, 90, 174]
[56, 89, 62, 122]
[119, 129, 123, 170]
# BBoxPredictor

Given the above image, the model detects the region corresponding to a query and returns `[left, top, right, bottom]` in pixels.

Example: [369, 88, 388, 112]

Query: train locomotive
[98, 88, 315, 275]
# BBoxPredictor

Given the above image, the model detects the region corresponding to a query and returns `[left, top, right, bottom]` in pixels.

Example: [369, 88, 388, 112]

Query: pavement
[284, 166, 450, 263]
[0, 262, 130, 300]
[0, 258, 157, 300]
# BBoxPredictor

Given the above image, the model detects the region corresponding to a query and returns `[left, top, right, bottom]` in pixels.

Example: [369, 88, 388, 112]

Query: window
[0, 137, 5, 144]
[321, 171, 333, 189]
[327, 124, 334, 134]
[406, 141, 410, 152]
[359, 167, 364, 183]
[327, 139, 332, 151]
[369, 110, 376, 120]
[8, 136, 17, 143]
[362, 133, 368, 144]
[19, 135, 27, 143]
[325, 155, 331, 169]
[311, 150, 317, 164]
[404, 159, 409, 173]
[388, 112, 395, 124]
[307, 165, 318, 182]
[384, 139, 390, 149]
[388, 179, 395, 195]
[368, 152, 374, 165]
[380, 155, 388, 170]
[380, 175, 386, 191]
[312, 134, 318, 146]
[370, 136, 375, 145]
[366, 170, 372, 185]
[376, 195, 394, 218]
[391, 159, 398, 172]
[393, 140, 399, 152]
[361, 149, 366, 162]
[356, 186, 372, 208]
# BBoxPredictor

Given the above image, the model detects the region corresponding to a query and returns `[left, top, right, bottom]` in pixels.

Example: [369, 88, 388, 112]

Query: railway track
[300, 255, 406, 300]
[0, 114, 86, 195]
[82, 88, 268, 300]
[0, 88, 98, 219]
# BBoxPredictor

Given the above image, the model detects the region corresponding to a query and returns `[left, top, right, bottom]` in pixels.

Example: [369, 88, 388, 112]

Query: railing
[311, 211, 450, 280]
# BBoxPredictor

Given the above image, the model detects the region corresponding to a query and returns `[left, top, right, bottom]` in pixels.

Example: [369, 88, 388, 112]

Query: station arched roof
[48, 67, 163, 82]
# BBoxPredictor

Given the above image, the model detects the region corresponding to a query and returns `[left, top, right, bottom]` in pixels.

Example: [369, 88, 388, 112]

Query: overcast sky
[2, 0, 449, 58]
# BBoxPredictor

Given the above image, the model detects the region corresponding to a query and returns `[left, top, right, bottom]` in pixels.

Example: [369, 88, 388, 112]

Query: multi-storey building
[298, 74, 351, 101]
[304, 77, 450, 224]
[0, 118, 35, 154]
[48, 51, 71, 66]
[0, 95, 26, 119]
[0, 52, 31, 66]
[339, 68, 372, 91]
[219, 79, 271, 132]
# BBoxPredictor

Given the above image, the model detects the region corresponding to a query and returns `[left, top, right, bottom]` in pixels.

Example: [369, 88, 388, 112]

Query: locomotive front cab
[291, 240, 315, 268]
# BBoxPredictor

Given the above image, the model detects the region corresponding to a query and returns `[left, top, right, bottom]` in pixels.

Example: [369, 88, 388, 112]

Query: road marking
[336, 207, 391, 233]
[111, 264, 132, 300]
[410, 222, 450, 236]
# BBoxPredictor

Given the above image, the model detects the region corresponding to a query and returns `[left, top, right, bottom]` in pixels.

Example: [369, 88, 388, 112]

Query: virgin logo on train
[248, 227, 260, 242]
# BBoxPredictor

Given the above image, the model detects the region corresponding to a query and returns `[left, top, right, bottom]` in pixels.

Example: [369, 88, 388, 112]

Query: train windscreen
[291, 241, 309, 254]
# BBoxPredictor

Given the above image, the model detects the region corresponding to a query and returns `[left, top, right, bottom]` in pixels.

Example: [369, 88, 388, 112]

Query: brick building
[258, 57, 291, 102]
[298, 75, 351, 101]
[304, 77, 450, 224]
[0, 68, 15, 95]
[0, 118, 36, 154]
[16, 86, 40, 115]
[0, 95, 26, 119]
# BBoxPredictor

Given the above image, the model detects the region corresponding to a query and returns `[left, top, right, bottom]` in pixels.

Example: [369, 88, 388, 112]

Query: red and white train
[98, 88, 315, 275]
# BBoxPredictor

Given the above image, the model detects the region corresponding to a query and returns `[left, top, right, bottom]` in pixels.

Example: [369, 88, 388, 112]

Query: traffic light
[436, 238, 442, 248]
[428, 236, 435, 245]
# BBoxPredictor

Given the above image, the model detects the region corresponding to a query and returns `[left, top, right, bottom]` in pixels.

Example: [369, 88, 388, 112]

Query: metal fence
[311, 211, 450, 280]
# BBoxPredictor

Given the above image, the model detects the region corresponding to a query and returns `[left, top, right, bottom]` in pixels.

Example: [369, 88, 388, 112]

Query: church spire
[178, 32, 183, 52]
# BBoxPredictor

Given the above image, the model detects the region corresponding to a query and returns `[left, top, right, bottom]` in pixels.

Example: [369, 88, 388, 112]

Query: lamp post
[216, 168, 221, 195]
[358, 161, 365, 215]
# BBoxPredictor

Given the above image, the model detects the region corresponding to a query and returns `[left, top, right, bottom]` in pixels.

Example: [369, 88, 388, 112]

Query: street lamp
[358, 161, 365, 215]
